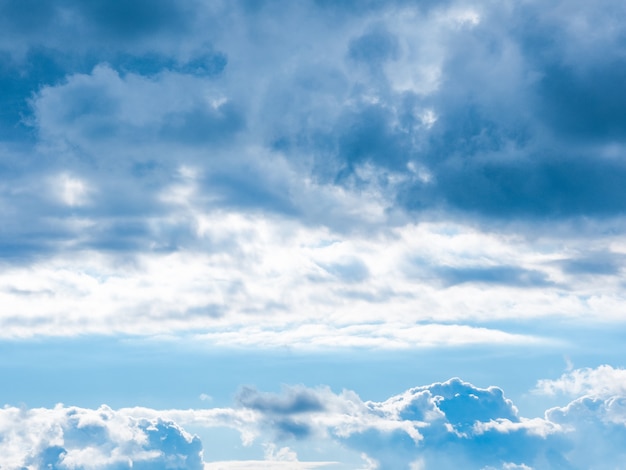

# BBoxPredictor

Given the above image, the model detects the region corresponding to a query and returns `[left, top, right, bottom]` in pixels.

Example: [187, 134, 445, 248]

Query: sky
[1, 0, 626, 468]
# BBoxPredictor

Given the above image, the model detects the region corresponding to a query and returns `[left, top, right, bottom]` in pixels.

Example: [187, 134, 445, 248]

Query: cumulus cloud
[545, 395, 626, 469]
[233, 379, 546, 469]
[3, 371, 626, 469]
[231, 375, 626, 469]
[0, 404, 203, 469]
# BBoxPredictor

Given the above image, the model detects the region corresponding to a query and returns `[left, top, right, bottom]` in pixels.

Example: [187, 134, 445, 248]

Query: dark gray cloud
[237, 386, 326, 415]
[236, 386, 327, 439]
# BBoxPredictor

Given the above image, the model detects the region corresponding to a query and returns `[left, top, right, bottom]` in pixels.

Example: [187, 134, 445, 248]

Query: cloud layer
[2, 0, 626, 343]
[3, 366, 626, 469]
[1, 215, 623, 344]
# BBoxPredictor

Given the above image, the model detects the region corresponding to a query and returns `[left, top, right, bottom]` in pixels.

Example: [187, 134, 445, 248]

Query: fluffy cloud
[233, 379, 558, 469]
[0, 404, 203, 469]
[5, 369, 624, 470]
[231, 373, 626, 469]
[545, 395, 626, 469]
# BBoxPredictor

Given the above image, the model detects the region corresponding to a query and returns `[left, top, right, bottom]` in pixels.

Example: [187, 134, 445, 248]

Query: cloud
[545, 395, 626, 469]
[4, 0, 625, 228]
[5, 0, 626, 231]
[32, 64, 243, 150]
[534, 365, 626, 398]
[2, 0, 626, 351]
[3, 370, 626, 469]
[1, 211, 625, 343]
[202, 443, 337, 469]
[237, 386, 326, 416]
[230, 375, 626, 469]
[0, 404, 203, 469]
[348, 25, 399, 66]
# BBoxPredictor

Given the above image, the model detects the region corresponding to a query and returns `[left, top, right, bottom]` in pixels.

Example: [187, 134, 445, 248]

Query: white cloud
[54, 173, 92, 207]
[1, 210, 624, 345]
[202, 443, 337, 469]
[544, 394, 626, 469]
[229, 377, 626, 469]
[0, 404, 203, 469]
[534, 365, 626, 398]
[3, 373, 626, 469]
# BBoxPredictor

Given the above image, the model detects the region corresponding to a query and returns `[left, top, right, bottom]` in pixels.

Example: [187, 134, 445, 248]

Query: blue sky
[1, 0, 626, 468]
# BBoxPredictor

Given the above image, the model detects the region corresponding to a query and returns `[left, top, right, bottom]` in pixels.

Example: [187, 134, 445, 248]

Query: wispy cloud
[534, 365, 626, 398]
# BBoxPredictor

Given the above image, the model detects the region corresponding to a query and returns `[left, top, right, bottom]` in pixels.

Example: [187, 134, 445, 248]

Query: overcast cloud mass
[1, 0, 626, 468]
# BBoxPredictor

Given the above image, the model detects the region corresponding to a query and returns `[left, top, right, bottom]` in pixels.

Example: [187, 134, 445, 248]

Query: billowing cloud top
[3, 367, 626, 469]
[0, 404, 203, 469]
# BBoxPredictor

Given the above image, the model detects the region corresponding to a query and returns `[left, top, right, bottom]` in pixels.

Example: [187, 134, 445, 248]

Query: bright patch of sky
[1, 0, 626, 468]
